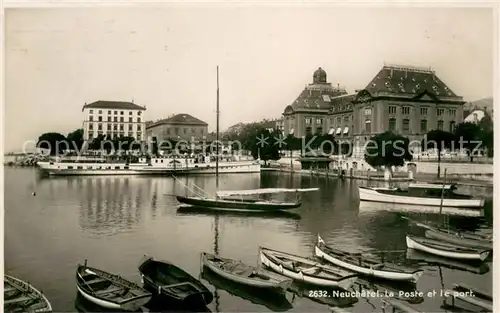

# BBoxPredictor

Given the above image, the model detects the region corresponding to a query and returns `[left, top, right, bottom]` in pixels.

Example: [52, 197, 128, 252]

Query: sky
[4, 5, 494, 153]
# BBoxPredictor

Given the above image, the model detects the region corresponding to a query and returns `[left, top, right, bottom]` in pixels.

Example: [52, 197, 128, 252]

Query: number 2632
[309, 290, 329, 298]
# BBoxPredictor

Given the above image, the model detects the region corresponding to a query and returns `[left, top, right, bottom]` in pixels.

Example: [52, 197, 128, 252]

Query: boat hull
[176, 196, 301, 211]
[406, 236, 489, 261]
[201, 253, 292, 291]
[259, 249, 357, 289]
[314, 245, 423, 283]
[358, 187, 484, 208]
[424, 229, 492, 250]
[4, 275, 53, 313]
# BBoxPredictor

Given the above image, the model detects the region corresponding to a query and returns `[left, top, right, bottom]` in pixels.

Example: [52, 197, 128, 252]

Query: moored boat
[4, 275, 53, 313]
[75, 261, 152, 311]
[424, 229, 492, 250]
[138, 256, 213, 307]
[405, 235, 490, 261]
[259, 247, 358, 289]
[201, 252, 292, 292]
[315, 235, 423, 283]
[358, 184, 484, 208]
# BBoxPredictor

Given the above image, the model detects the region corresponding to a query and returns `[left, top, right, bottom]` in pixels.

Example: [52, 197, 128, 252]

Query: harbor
[5, 167, 493, 312]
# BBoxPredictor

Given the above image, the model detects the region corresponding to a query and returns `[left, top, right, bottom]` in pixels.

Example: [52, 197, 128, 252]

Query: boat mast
[216, 65, 220, 189]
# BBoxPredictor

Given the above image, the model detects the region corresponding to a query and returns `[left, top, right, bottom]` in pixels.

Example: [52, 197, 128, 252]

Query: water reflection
[200, 269, 293, 312]
[358, 201, 484, 217]
[176, 205, 301, 221]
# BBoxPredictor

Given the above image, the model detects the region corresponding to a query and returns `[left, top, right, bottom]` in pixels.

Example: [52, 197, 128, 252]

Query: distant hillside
[464, 97, 493, 119]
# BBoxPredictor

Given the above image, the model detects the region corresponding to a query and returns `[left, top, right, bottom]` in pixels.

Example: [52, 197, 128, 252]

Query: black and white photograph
[2, 2, 496, 313]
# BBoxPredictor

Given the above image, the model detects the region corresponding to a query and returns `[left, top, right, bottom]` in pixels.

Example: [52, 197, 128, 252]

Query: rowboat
[259, 247, 358, 289]
[424, 229, 492, 250]
[315, 235, 423, 283]
[405, 235, 490, 261]
[201, 252, 292, 292]
[75, 261, 152, 311]
[405, 249, 490, 275]
[138, 256, 213, 307]
[358, 184, 484, 208]
[4, 275, 52, 313]
[176, 205, 301, 220]
[200, 268, 293, 312]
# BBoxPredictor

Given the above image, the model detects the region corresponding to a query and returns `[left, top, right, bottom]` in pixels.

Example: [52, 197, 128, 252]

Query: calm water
[4, 168, 493, 312]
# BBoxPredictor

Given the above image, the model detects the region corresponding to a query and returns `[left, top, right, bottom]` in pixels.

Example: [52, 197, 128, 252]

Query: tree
[422, 129, 455, 178]
[453, 122, 483, 162]
[478, 114, 493, 157]
[66, 129, 84, 151]
[249, 128, 281, 164]
[88, 134, 106, 151]
[36, 132, 68, 156]
[364, 131, 413, 175]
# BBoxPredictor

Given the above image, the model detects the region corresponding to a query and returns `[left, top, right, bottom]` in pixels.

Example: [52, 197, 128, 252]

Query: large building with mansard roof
[283, 65, 465, 155]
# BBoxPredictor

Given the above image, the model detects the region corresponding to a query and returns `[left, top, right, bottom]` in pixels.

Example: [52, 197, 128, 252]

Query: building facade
[283, 65, 465, 155]
[145, 113, 208, 143]
[82, 100, 146, 142]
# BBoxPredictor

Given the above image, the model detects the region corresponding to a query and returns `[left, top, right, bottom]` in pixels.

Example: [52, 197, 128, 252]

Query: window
[449, 121, 456, 132]
[120, 111, 124, 115]
[316, 118, 323, 125]
[305, 118, 311, 124]
[437, 108, 444, 116]
[305, 127, 312, 135]
[343, 115, 349, 122]
[113, 116, 117, 122]
[137, 125, 141, 131]
[98, 110, 102, 114]
[389, 106, 397, 114]
[98, 123, 102, 130]
[114, 111, 118, 115]
[402, 107, 410, 115]
[89, 116, 93, 122]
[402, 119, 410, 132]
[107, 116, 111, 122]
[389, 118, 396, 132]
[420, 119, 427, 133]
[129, 112, 133, 115]
[184, 128, 187, 134]
[364, 107, 372, 116]
[88, 132, 94, 139]
[420, 108, 428, 115]
[137, 132, 142, 139]
[129, 117, 132, 122]
[89, 110, 93, 114]
[166, 128, 170, 135]
[138, 111, 142, 116]
[316, 127, 323, 134]
[120, 117, 124, 122]
[137, 117, 141, 123]
[365, 120, 371, 133]
[89, 123, 93, 130]
[98, 116, 102, 122]
[108, 110, 111, 115]
[437, 120, 443, 130]
[120, 124, 124, 131]
[337, 117, 341, 124]
[449, 109, 456, 117]
[473, 113, 478, 121]
[113, 124, 118, 131]
[128, 124, 133, 130]
[107, 124, 111, 130]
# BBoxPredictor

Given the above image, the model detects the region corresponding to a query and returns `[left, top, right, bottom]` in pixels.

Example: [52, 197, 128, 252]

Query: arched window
[420, 119, 427, 133]
[437, 120, 443, 130]
[449, 121, 456, 132]
[402, 119, 410, 132]
[365, 119, 372, 133]
[389, 118, 396, 132]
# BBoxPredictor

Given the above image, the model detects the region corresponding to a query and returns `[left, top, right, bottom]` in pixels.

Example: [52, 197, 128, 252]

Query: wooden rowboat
[4, 275, 52, 313]
[406, 235, 490, 261]
[259, 247, 358, 290]
[138, 256, 213, 307]
[424, 229, 492, 250]
[76, 261, 152, 311]
[201, 252, 292, 292]
[315, 235, 423, 283]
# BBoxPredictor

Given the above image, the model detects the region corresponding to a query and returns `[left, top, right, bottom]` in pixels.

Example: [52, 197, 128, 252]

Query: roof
[82, 100, 146, 111]
[146, 113, 208, 128]
[329, 94, 357, 113]
[362, 65, 460, 99]
[285, 87, 348, 113]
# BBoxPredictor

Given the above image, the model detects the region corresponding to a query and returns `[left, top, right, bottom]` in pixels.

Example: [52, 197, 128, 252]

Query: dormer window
[416, 84, 420, 89]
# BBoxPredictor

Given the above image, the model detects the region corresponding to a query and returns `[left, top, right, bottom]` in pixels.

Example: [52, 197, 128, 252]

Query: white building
[82, 100, 146, 142]
[464, 109, 487, 124]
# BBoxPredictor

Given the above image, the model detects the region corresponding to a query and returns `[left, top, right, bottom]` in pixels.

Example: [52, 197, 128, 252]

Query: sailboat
[175, 66, 318, 212]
